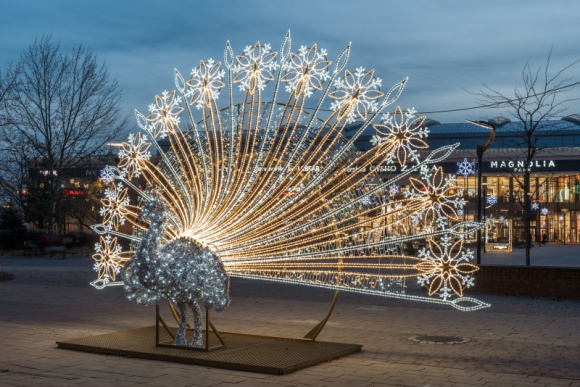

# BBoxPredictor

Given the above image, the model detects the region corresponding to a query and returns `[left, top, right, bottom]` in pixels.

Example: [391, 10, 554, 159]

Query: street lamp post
[466, 120, 496, 265]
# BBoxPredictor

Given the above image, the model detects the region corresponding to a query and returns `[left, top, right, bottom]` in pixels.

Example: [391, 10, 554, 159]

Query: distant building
[27, 154, 115, 233]
[345, 114, 580, 244]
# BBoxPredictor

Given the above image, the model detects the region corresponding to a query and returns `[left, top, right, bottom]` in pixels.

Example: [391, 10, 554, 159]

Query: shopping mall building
[347, 114, 580, 244]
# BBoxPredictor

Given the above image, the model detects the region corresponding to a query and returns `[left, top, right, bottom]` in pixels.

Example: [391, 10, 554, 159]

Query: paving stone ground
[0, 251, 579, 387]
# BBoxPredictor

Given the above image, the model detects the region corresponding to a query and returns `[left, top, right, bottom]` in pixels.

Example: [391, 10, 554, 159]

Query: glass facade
[451, 174, 580, 244]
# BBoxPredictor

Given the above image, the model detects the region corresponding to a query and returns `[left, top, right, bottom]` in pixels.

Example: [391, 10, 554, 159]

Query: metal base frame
[57, 326, 362, 375]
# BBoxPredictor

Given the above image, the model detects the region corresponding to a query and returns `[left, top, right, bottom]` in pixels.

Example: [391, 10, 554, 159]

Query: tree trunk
[524, 171, 531, 265]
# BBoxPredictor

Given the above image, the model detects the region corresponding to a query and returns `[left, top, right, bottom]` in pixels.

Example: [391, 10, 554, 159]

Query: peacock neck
[138, 217, 168, 264]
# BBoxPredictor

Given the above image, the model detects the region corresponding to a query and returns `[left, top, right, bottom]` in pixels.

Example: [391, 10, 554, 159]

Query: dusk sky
[2, 0, 579, 139]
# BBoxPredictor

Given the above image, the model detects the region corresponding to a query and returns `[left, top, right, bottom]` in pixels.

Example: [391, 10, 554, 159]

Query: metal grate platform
[57, 326, 362, 374]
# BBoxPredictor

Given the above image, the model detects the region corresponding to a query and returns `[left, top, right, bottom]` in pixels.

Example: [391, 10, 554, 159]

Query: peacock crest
[91, 32, 488, 316]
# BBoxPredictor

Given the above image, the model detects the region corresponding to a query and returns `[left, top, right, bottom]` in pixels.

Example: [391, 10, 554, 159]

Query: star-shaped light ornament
[416, 235, 479, 300]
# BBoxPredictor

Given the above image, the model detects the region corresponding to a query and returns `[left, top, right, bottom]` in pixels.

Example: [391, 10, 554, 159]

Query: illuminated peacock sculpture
[91, 33, 489, 347]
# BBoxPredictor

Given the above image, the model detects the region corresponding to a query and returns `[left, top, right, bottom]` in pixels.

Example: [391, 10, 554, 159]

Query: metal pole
[483, 189, 487, 253]
[477, 150, 483, 264]
[467, 120, 496, 265]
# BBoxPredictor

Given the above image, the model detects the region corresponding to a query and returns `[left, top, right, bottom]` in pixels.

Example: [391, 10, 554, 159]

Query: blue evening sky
[1, 0, 579, 139]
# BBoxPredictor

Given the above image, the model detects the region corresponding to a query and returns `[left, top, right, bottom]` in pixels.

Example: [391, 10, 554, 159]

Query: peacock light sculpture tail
[91, 33, 489, 346]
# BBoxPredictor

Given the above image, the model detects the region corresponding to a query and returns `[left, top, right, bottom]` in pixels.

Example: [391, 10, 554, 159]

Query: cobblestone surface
[1, 254, 579, 386]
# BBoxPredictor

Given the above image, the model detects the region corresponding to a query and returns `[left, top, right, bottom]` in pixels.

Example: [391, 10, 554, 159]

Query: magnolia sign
[489, 159, 556, 172]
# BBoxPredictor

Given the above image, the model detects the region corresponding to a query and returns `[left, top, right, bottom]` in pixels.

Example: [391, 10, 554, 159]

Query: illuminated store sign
[346, 164, 399, 173]
[488, 160, 556, 172]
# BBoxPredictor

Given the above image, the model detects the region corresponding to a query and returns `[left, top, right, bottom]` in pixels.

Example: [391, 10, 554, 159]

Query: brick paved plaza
[1, 248, 579, 386]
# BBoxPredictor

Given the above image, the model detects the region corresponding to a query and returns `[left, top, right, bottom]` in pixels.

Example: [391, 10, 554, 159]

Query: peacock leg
[173, 303, 188, 346]
[190, 300, 203, 348]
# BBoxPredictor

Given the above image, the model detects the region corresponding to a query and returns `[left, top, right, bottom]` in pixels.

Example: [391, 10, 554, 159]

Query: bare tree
[473, 50, 579, 265]
[0, 64, 24, 215]
[1, 35, 128, 232]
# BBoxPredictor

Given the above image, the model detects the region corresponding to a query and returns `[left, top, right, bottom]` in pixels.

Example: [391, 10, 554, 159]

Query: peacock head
[137, 197, 167, 222]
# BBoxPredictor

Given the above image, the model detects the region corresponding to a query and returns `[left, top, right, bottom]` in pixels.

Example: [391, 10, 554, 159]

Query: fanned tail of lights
[91, 33, 488, 311]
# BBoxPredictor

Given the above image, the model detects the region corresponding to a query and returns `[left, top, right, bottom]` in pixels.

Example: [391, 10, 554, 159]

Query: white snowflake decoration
[456, 158, 475, 178]
[233, 42, 279, 93]
[330, 67, 383, 123]
[372, 107, 429, 165]
[417, 235, 478, 300]
[100, 165, 117, 184]
[406, 165, 465, 229]
[187, 59, 225, 109]
[148, 90, 183, 139]
[93, 234, 123, 285]
[541, 207, 549, 215]
[388, 183, 400, 196]
[281, 45, 331, 98]
[531, 202, 540, 211]
[99, 183, 130, 231]
[486, 194, 498, 206]
[118, 132, 152, 178]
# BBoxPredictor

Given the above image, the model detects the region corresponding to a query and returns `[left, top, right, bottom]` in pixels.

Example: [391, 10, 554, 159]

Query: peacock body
[91, 33, 488, 315]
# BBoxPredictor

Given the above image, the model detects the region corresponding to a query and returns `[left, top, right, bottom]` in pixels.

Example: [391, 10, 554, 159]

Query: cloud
[1, 0, 579, 131]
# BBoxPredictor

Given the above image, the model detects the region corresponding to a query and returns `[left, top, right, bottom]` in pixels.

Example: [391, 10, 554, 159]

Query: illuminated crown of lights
[91, 32, 488, 312]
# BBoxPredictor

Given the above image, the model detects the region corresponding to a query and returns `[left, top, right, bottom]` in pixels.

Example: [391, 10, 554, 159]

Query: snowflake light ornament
[93, 234, 123, 284]
[456, 158, 475, 178]
[99, 183, 131, 231]
[118, 132, 152, 179]
[281, 45, 331, 98]
[330, 67, 383, 123]
[486, 194, 498, 206]
[417, 235, 479, 300]
[541, 207, 549, 215]
[100, 165, 117, 184]
[407, 166, 464, 229]
[148, 90, 183, 139]
[187, 59, 225, 109]
[233, 42, 279, 94]
[388, 183, 399, 196]
[531, 202, 540, 211]
[372, 107, 429, 165]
